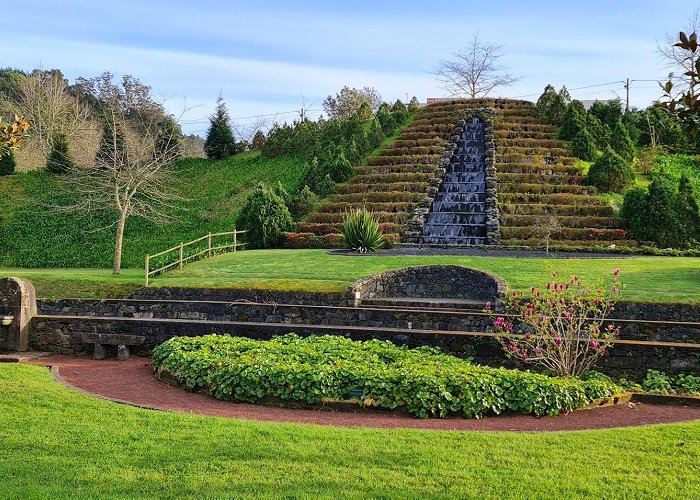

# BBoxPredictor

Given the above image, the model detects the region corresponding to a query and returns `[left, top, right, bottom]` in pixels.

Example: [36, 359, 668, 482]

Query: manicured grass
[2, 249, 699, 303]
[0, 152, 308, 268]
[1, 363, 699, 497]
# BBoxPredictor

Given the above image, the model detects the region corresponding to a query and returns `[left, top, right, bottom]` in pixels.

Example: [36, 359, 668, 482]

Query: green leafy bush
[587, 146, 635, 193]
[675, 373, 700, 395]
[237, 183, 293, 248]
[569, 128, 596, 161]
[641, 370, 674, 394]
[152, 334, 620, 419]
[0, 150, 16, 175]
[610, 120, 636, 162]
[341, 207, 383, 252]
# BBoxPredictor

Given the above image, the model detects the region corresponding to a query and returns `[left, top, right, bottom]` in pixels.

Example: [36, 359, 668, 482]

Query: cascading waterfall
[420, 116, 488, 245]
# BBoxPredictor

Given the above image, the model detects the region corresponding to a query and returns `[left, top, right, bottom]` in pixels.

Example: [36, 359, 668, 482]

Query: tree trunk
[112, 210, 128, 275]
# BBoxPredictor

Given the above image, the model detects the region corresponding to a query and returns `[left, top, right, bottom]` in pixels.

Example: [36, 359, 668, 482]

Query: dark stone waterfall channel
[420, 116, 488, 245]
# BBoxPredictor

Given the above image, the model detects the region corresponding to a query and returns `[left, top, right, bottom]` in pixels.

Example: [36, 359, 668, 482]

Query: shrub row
[152, 334, 619, 419]
[366, 154, 442, 166]
[494, 130, 556, 140]
[338, 181, 429, 194]
[496, 138, 564, 148]
[306, 211, 407, 224]
[318, 201, 413, 213]
[353, 172, 433, 184]
[391, 138, 446, 148]
[496, 163, 581, 175]
[496, 153, 576, 166]
[326, 191, 424, 203]
[500, 203, 613, 217]
[500, 226, 628, 240]
[500, 214, 622, 229]
[498, 182, 596, 196]
[379, 145, 445, 156]
[498, 192, 605, 205]
[497, 146, 570, 157]
[499, 239, 639, 249]
[496, 172, 581, 185]
[353, 164, 437, 175]
[283, 232, 345, 248]
[296, 222, 404, 236]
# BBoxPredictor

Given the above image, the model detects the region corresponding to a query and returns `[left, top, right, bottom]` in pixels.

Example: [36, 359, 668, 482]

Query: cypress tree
[204, 96, 237, 160]
[0, 150, 16, 176]
[610, 120, 636, 162]
[676, 174, 700, 243]
[587, 146, 635, 193]
[368, 117, 385, 149]
[643, 175, 683, 248]
[569, 128, 596, 161]
[46, 133, 73, 174]
[558, 100, 586, 140]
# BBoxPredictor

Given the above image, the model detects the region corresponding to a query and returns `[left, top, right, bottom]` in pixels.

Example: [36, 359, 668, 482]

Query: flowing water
[420, 116, 488, 245]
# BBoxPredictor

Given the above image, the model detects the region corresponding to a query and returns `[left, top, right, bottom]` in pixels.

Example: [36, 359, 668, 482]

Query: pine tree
[569, 128, 596, 161]
[0, 150, 16, 176]
[536, 84, 567, 125]
[558, 100, 586, 140]
[251, 130, 266, 149]
[610, 120, 636, 162]
[368, 117, 385, 149]
[204, 96, 237, 160]
[46, 133, 73, 173]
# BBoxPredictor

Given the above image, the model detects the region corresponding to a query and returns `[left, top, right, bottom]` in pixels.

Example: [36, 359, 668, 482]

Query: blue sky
[5, 1, 699, 135]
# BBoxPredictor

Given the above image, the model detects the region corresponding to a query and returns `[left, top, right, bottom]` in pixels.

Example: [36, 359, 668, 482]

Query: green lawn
[1, 363, 699, 498]
[2, 249, 699, 303]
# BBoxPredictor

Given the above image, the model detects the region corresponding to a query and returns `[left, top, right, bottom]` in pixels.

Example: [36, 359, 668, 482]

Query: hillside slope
[0, 152, 307, 268]
[302, 99, 631, 248]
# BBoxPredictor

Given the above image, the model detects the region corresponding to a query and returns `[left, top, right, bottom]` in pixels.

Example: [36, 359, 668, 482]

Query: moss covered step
[338, 182, 429, 194]
[501, 214, 624, 229]
[500, 203, 614, 217]
[326, 191, 424, 203]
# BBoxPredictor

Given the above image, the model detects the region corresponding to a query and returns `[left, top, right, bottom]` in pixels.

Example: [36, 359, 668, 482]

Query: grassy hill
[0, 152, 308, 268]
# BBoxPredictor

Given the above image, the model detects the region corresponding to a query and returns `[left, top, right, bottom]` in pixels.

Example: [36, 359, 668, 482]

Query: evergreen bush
[290, 185, 318, 217]
[46, 134, 73, 174]
[587, 146, 635, 193]
[569, 128, 596, 161]
[558, 100, 586, 140]
[610, 120, 636, 162]
[251, 130, 266, 149]
[0, 150, 16, 175]
[536, 84, 567, 125]
[204, 97, 237, 160]
[237, 183, 293, 248]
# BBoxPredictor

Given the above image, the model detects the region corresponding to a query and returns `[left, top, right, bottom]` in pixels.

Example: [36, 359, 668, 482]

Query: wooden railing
[144, 230, 247, 286]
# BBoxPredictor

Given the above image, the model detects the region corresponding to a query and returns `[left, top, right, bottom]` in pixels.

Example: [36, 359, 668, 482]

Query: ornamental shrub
[487, 270, 623, 377]
[643, 175, 684, 248]
[341, 207, 383, 252]
[569, 128, 596, 161]
[46, 133, 73, 174]
[587, 146, 635, 193]
[610, 120, 636, 162]
[586, 114, 611, 149]
[558, 100, 586, 141]
[289, 185, 318, 217]
[0, 150, 16, 175]
[676, 174, 700, 243]
[152, 334, 620, 419]
[237, 183, 293, 248]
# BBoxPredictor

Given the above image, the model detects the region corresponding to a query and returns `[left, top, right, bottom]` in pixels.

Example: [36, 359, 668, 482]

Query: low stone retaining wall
[350, 265, 507, 302]
[128, 287, 347, 306]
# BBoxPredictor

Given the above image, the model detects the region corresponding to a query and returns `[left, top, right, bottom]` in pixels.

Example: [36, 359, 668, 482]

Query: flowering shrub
[152, 334, 620, 419]
[487, 270, 623, 377]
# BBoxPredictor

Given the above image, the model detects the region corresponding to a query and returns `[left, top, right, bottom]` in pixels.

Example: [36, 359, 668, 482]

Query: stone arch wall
[349, 265, 507, 302]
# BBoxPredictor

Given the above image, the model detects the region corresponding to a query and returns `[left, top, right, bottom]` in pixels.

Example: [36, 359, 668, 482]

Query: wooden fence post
[179, 242, 184, 270]
[233, 228, 237, 252]
[144, 254, 150, 287]
[208, 232, 212, 258]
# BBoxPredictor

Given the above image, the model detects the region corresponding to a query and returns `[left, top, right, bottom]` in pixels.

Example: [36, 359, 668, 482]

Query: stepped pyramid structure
[299, 98, 633, 248]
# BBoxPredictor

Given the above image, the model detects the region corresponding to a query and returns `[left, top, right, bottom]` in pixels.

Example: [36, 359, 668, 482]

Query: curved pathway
[31, 354, 700, 432]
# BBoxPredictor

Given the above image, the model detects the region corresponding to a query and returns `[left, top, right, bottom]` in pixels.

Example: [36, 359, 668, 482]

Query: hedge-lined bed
[152, 334, 620, 419]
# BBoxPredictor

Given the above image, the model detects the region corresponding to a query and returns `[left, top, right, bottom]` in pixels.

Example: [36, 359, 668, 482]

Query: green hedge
[152, 334, 619, 419]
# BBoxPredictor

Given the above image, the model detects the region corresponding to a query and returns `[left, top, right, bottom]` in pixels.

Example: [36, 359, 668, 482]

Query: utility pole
[624, 78, 630, 113]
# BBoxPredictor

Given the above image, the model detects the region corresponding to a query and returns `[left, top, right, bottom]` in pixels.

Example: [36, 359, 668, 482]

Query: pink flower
[564, 311, 572, 319]
[551, 271, 558, 278]
[524, 332, 532, 340]
[590, 340, 599, 350]
[535, 346, 542, 354]
[555, 337, 562, 346]
[613, 268, 620, 276]
[521, 352, 528, 361]
[485, 301, 491, 310]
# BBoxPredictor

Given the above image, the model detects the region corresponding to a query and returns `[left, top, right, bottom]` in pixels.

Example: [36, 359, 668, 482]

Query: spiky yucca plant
[341, 207, 383, 253]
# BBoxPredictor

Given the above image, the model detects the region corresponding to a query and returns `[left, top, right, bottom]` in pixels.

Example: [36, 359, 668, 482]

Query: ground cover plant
[153, 334, 619, 418]
[2, 363, 700, 497]
[2, 249, 699, 302]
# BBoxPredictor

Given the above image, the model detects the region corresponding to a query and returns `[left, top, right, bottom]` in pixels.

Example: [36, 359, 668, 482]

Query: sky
[5, 1, 699, 135]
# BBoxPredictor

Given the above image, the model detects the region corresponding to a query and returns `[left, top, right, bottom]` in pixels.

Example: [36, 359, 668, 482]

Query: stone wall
[350, 265, 507, 302]
[31, 295, 700, 379]
[129, 287, 347, 306]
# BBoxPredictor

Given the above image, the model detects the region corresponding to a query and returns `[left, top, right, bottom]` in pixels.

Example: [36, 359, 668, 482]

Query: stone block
[93, 343, 107, 360]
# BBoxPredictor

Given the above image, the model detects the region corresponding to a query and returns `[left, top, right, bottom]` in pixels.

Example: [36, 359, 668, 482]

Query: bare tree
[59, 101, 184, 275]
[531, 216, 561, 254]
[435, 34, 520, 99]
[323, 86, 382, 120]
[658, 9, 700, 96]
[13, 70, 92, 160]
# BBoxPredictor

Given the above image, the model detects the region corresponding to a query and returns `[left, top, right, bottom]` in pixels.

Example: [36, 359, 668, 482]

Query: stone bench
[81, 332, 145, 360]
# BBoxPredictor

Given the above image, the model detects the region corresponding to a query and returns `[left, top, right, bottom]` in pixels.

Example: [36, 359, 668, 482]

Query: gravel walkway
[32, 355, 700, 432]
